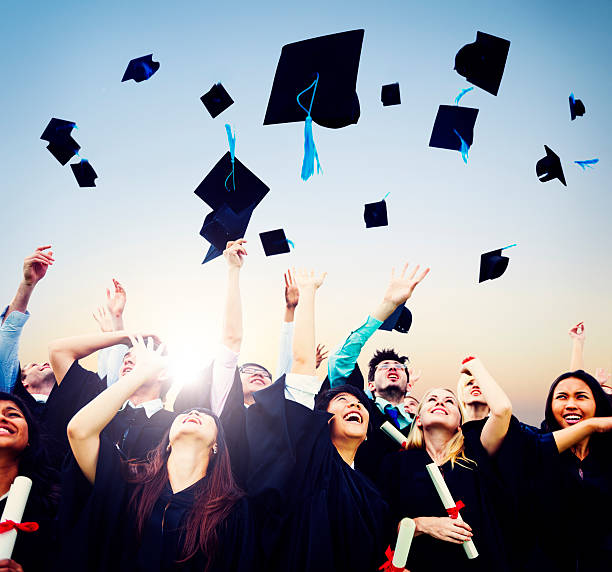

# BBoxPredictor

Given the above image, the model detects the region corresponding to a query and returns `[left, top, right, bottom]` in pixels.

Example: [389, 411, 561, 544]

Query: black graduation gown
[377, 428, 510, 572]
[44, 361, 177, 461]
[58, 436, 255, 572]
[0, 479, 57, 570]
[245, 376, 391, 572]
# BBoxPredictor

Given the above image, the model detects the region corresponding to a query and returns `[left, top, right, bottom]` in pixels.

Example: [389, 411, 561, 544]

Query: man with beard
[326, 262, 429, 480]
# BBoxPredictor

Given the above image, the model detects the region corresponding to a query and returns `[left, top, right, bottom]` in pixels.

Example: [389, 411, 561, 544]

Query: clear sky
[1, 0, 611, 424]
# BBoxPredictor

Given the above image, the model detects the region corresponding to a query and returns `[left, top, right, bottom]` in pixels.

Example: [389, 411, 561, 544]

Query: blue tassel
[454, 87, 474, 105]
[453, 129, 469, 164]
[574, 158, 599, 170]
[224, 124, 236, 191]
[301, 116, 321, 181]
[287, 239, 295, 249]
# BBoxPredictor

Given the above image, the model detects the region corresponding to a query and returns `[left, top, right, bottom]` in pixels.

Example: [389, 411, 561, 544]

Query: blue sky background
[1, 0, 611, 423]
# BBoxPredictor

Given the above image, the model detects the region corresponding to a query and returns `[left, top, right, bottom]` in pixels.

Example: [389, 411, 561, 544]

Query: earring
[212, 443, 218, 455]
[166, 444, 171, 453]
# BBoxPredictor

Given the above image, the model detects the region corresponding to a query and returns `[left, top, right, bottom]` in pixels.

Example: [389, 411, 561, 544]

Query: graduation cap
[454, 31, 510, 96]
[200, 204, 254, 251]
[70, 159, 97, 187]
[429, 105, 478, 162]
[380, 305, 413, 333]
[201, 83, 234, 118]
[569, 93, 585, 121]
[264, 29, 365, 180]
[479, 244, 515, 283]
[536, 145, 566, 186]
[194, 152, 269, 214]
[121, 54, 160, 83]
[259, 229, 291, 256]
[381, 83, 401, 106]
[40, 118, 80, 165]
[364, 195, 389, 228]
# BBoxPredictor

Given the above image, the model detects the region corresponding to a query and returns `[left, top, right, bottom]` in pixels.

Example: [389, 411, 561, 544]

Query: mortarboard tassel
[224, 124, 236, 191]
[454, 87, 474, 105]
[453, 129, 470, 163]
[297, 73, 321, 181]
[574, 158, 599, 170]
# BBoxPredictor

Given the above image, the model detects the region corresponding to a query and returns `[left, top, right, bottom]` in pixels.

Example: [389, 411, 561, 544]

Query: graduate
[244, 269, 393, 572]
[0, 392, 59, 571]
[60, 336, 254, 572]
[378, 357, 513, 572]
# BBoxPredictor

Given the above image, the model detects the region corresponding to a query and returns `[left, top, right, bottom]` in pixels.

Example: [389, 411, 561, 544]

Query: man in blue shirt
[0, 246, 55, 405]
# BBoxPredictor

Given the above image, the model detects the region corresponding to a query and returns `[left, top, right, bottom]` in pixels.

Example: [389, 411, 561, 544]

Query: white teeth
[0, 428, 10, 434]
[564, 415, 581, 421]
[344, 413, 362, 423]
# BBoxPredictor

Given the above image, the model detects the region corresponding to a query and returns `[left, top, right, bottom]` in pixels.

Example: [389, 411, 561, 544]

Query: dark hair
[239, 362, 272, 378]
[127, 408, 243, 570]
[543, 370, 612, 450]
[314, 384, 373, 435]
[367, 348, 410, 382]
[122, 342, 172, 400]
[0, 392, 60, 512]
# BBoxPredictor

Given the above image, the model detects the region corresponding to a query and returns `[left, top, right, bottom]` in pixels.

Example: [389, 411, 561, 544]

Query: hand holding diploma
[425, 463, 478, 559]
[0, 477, 35, 561]
[381, 421, 408, 449]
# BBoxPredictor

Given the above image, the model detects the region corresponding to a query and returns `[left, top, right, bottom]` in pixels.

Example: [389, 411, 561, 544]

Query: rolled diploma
[425, 463, 478, 559]
[392, 518, 416, 569]
[380, 421, 407, 448]
[0, 476, 33, 559]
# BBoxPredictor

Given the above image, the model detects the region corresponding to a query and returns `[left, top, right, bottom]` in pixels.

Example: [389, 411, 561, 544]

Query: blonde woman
[378, 357, 512, 572]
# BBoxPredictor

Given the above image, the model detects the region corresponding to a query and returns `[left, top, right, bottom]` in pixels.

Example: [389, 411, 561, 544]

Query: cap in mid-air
[121, 54, 160, 83]
[536, 145, 566, 186]
[380, 305, 413, 333]
[429, 105, 479, 162]
[259, 229, 291, 256]
[479, 245, 515, 283]
[381, 83, 401, 107]
[569, 93, 585, 121]
[201, 83, 234, 118]
[71, 159, 98, 187]
[364, 198, 389, 228]
[41, 118, 80, 165]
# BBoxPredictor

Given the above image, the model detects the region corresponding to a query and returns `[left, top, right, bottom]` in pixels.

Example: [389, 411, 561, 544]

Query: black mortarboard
[380, 305, 412, 333]
[479, 248, 511, 282]
[263, 29, 365, 129]
[194, 152, 269, 214]
[199, 203, 254, 251]
[259, 229, 291, 256]
[121, 54, 160, 83]
[201, 83, 234, 118]
[364, 199, 388, 228]
[381, 83, 401, 106]
[454, 31, 510, 96]
[429, 105, 478, 152]
[40, 118, 80, 165]
[70, 159, 97, 187]
[536, 145, 566, 186]
[569, 93, 585, 121]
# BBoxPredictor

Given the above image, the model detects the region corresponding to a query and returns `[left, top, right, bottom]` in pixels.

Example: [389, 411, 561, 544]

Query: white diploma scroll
[380, 421, 407, 448]
[425, 463, 479, 560]
[0, 476, 33, 559]
[392, 518, 416, 569]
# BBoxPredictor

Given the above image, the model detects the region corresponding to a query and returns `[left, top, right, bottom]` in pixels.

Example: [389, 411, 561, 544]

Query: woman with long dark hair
[0, 391, 59, 571]
[60, 336, 253, 572]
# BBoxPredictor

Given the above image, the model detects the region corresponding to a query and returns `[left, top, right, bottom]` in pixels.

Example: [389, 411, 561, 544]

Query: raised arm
[222, 240, 247, 353]
[461, 357, 512, 455]
[67, 336, 167, 483]
[0, 246, 54, 392]
[277, 269, 299, 377]
[49, 330, 133, 385]
[291, 269, 326, 376]
[568, 322, 585, 371]
[327, 262, 430, 386]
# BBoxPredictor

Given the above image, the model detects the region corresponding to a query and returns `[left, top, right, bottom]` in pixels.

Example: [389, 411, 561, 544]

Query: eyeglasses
[239, 367, 272, 379]
[376, 363, 408, 371]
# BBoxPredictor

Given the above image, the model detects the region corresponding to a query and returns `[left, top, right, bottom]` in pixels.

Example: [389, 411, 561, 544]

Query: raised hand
[126, 335, 168, 384]
[284, 269, 300, 309]
[93, 306, 113, 333]
[223, 239, 247, 268]
[568, 322, 585, 341]
[294, 268, 327, 291]
[23, 245, 54, 286]
[106, 279, 126, 319]
[315, 343, 329, 369]
[595, 368, 611, 386]
[383, 263, 430, 307]
[407, 366, 422, 391]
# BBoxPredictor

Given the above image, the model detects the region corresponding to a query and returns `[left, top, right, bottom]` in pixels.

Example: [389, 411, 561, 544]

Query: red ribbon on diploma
[446, 500, 466, 519]
[379, 545, 404, 572]
[0, 520, 39, 533]
[462, 356, 475, 364]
